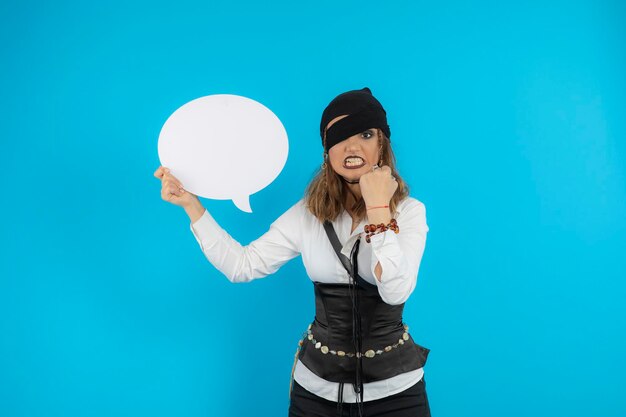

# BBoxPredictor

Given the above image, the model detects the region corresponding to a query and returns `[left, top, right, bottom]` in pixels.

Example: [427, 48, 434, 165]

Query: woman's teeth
[344, 157, 365, 168]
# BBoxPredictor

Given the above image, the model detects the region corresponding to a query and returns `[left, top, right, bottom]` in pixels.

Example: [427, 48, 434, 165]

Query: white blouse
[189, 196, 429, 402]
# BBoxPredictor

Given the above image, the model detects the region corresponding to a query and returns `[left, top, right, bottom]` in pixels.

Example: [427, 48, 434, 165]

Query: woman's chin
[335, 166, 367, 183]
[340, 172, 363, 183]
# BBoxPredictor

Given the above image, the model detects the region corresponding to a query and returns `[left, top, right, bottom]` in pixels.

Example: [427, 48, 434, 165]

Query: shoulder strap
[323, 221, 377, 290]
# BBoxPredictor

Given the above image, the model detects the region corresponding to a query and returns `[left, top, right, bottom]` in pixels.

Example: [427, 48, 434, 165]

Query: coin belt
[298, 323, 411, 359]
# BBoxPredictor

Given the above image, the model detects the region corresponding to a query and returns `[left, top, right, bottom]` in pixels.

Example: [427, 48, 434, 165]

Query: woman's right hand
[154, 166, 198, 208]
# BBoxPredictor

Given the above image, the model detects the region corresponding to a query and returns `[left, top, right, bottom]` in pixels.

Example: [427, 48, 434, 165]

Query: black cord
[349, 237, 365, 417]
[337, 382, 344, 415]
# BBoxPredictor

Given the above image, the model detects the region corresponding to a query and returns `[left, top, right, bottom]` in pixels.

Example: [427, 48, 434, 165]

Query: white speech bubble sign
[158, 94, 289, 213]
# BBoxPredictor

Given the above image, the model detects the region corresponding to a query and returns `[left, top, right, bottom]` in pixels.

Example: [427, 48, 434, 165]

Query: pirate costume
[190, 88, 431, 416]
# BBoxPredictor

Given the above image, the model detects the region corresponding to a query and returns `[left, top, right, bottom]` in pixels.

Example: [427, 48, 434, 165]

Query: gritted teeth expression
[325, 115, 381, 179]
[343, 156, 366, 169]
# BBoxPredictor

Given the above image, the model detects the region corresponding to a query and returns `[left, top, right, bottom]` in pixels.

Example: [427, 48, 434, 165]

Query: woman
[154, 87, 431, 416]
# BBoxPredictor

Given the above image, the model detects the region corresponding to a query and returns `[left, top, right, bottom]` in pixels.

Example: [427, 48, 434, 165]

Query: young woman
[154, 88, 431, 416]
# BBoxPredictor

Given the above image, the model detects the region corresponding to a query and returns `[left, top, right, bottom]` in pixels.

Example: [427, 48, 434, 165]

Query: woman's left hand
[359, 165, 398, 207]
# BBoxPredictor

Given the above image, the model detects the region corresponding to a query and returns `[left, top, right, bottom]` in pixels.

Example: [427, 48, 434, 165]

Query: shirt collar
[338, 211, 366, 258]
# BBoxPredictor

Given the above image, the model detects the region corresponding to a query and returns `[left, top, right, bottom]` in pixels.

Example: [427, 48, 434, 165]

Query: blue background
[1, 0, 625, 416]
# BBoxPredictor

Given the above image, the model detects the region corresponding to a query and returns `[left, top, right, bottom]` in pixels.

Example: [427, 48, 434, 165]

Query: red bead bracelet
[364, 219, 399, 243]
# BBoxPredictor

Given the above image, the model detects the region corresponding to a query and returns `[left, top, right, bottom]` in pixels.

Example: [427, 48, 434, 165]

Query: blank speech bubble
[158, 94, 289, 213]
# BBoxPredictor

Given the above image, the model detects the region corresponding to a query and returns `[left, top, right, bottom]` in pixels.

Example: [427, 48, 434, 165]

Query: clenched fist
[358, 164, 398, 207]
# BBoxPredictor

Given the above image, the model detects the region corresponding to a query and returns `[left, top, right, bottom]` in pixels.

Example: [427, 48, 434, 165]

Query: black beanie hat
[320, 87, 391, 152]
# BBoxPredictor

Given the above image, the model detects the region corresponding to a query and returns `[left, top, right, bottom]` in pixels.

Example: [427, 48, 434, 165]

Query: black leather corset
[298, 281, 430, 383]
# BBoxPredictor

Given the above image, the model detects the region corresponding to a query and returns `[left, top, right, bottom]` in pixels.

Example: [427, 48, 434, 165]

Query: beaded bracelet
[364, 219, 399, 243]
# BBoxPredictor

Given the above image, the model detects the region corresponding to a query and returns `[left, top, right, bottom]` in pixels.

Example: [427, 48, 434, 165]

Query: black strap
[324, 220, 367, 416]
[323, 221, 377, 290]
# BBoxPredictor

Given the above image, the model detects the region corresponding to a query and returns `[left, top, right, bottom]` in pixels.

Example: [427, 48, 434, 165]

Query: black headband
[320, 87, 391, 152]
[324, 108, 389, 151]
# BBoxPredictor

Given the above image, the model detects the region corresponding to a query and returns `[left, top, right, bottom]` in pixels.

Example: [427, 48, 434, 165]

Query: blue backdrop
[1, 1, 625, 416]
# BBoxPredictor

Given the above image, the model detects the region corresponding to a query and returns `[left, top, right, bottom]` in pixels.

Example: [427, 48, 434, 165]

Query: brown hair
[304, 128, 409, 223]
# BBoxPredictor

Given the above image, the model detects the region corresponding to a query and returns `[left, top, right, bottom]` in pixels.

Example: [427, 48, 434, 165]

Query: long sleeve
[189, 201, 302, 283]
[368, 199, 429, 305]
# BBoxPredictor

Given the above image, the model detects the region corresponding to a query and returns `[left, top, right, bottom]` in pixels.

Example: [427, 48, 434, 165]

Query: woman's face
[326, 115, 381, 182]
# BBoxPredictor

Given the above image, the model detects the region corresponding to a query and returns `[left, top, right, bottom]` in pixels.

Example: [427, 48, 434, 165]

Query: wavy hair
[304, 128, 409, 223]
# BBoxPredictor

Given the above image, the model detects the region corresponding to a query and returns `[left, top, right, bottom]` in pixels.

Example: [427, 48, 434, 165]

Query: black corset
[298, 281, 430, 383]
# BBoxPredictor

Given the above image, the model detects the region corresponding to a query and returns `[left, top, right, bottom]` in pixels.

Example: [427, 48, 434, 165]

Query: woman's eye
[361, 130, 374, 139]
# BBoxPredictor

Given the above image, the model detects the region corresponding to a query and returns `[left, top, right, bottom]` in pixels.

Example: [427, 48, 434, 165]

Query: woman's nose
[344, 136, 362, 151]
